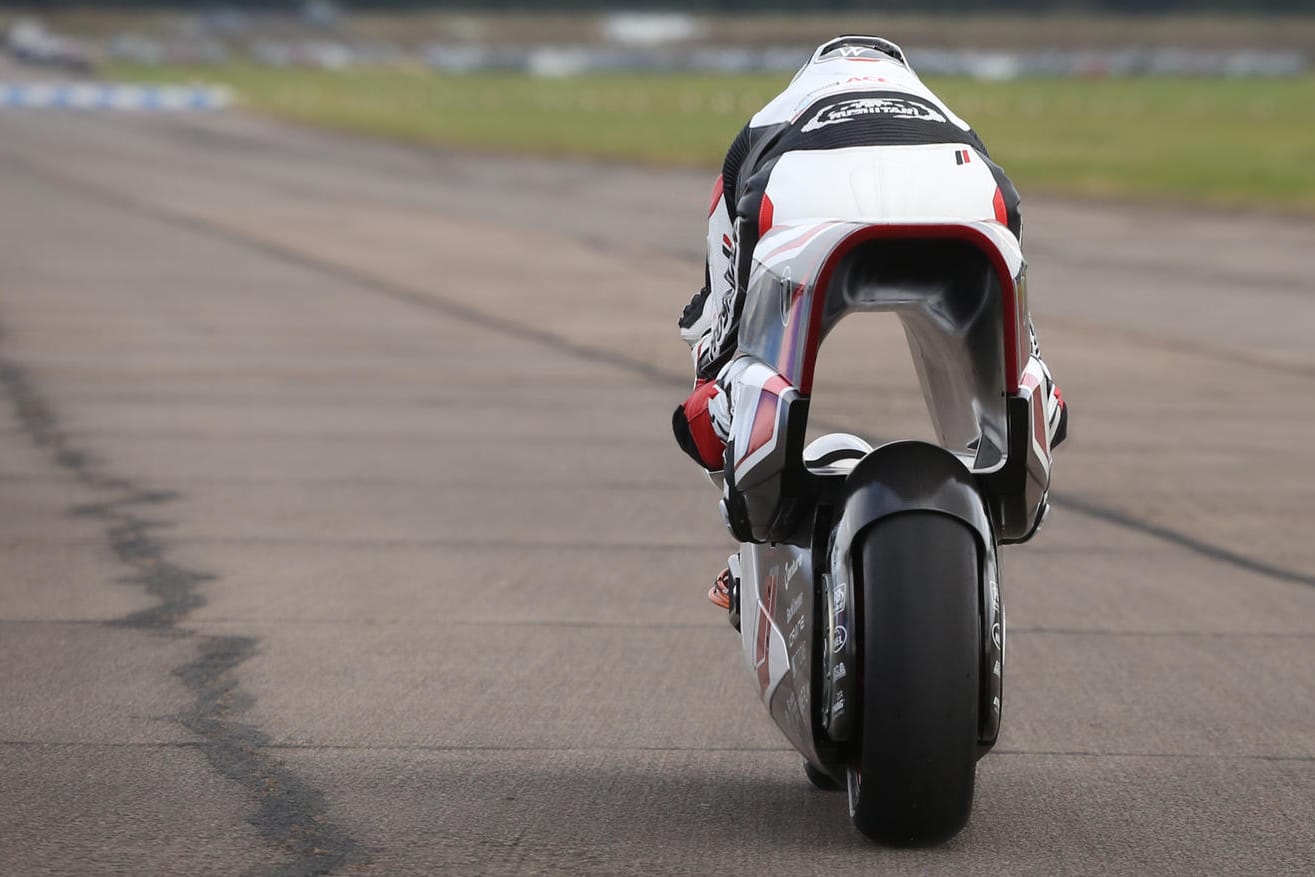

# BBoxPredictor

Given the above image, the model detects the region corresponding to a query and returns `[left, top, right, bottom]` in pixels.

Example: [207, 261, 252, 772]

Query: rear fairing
[729, 219, 1048, 542]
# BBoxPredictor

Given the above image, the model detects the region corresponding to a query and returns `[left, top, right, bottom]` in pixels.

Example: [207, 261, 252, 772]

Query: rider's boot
[708, 554, 741, 631]
[708, 568, 733, 609]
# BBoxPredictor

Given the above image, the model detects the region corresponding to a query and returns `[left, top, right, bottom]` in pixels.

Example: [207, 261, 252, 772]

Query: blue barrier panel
[0, 83, 232, 110]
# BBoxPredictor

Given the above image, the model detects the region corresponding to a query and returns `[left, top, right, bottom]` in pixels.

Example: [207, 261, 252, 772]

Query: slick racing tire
[848, 512, 980, 846]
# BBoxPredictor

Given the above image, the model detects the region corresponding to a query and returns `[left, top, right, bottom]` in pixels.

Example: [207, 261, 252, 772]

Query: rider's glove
[679, 286, 713, 349]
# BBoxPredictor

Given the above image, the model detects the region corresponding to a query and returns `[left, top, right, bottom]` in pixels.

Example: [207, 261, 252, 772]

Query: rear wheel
[847, 512, 981, 845]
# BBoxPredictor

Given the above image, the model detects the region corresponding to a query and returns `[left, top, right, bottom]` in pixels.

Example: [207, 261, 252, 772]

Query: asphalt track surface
[0, 100, 1312, 876]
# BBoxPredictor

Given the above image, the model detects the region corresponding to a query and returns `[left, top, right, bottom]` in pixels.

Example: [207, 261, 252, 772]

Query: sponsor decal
[819, 45, 891, 63]
[790, 642, 808, 682]
[989, 577, 1003, 651]
[832, 662, 847, 682]
[954, 148, 973, 166]
[800, 96, 946, 133]
[787, 614, 807, 648]
[831, 624, 848, 653]
[778, 267, 795, 328]
[785, 591, 804, 623]
[784, 553, 803, 585]
[708, 231, 738, 357]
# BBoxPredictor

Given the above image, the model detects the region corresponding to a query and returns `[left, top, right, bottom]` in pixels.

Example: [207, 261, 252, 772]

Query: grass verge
[110, 63, 1315, 212]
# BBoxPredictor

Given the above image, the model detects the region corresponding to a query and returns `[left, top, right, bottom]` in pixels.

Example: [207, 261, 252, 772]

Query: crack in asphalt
[0, 354, 366, 877]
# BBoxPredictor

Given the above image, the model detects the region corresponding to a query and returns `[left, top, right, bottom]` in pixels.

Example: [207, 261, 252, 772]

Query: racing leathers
[673, 36, 1067, 497]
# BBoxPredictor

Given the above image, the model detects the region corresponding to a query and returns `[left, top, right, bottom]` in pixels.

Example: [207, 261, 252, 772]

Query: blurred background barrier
[1, 3, 1313, 211]
[4, 3, 1313, 77]
[4, 3, 1311, 209]
[0, 81, 231, 109]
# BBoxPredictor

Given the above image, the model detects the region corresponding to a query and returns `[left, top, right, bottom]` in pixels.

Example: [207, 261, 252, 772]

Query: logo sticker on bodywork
[831, 624, 848, 652]
[818, 45, 891, 63]
[800, 97, 947, 133]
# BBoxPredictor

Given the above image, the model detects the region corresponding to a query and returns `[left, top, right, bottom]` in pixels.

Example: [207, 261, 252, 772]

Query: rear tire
[848, 512, 981, 845]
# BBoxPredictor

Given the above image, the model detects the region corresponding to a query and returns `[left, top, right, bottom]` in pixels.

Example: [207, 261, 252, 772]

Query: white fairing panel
[728, 361, 797, 485]
[735, 218, 1027, 475]
[751, 46, 972, 131]
[764, 145, 1006, 232]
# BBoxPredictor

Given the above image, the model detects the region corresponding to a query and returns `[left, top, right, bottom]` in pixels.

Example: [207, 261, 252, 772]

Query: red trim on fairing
[738, 376, 794, 464]
[799, 225, 1023, 395]
[742, 391, 780, 461]
[754, 569, 779, 695]
[1020, 370, 1050, 451]
[709, 174, 725, 218]
[760, 222, 836, 262]
[993, 187, 1009, 226]
[759, 193, 775, 235]
[962, 149, 972, 164]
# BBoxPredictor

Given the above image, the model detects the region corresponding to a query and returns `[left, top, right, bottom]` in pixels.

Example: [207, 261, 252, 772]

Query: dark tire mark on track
[1052, 493, 1315, 589]
[0, 351, 366, 876]
[2, 148, 1310, 597]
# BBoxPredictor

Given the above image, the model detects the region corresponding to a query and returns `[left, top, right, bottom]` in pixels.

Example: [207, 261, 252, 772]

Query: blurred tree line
[13, 0, 1315, 12]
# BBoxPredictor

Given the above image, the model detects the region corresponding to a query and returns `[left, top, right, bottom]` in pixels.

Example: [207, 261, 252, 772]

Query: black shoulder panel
[720, 123, 752, 214]
[779, 91, 983, 153]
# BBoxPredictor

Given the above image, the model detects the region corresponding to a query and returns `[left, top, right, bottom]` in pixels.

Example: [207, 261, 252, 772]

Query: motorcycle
[715, 218, 1053, 845]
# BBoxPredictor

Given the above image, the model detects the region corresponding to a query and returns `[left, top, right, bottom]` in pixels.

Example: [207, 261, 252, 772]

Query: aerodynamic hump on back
[754, 37, 970, 131]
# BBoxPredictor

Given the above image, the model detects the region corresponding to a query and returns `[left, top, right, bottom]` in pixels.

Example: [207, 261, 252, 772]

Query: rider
[672, 36, 1068, 607]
